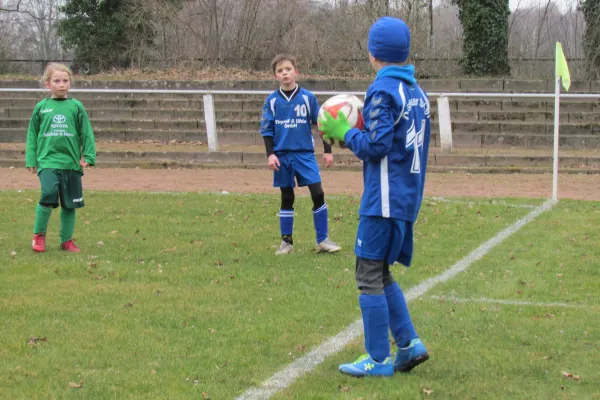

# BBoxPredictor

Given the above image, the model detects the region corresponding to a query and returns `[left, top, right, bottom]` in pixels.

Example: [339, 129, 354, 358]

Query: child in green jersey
[25, 63, 96, 253]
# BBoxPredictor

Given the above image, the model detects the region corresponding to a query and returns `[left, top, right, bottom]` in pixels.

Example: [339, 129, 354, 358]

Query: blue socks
[313, 203, 328, 244]
[280, 204, 328, 244]
[385, 282, 417, 348]
[359, 294, 390, 362]
[279, 209, 294, 242]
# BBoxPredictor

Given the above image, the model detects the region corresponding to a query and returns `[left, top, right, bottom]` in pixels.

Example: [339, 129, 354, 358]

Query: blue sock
[313, 203, 328, 244]
[385, 282, 417, 348]
[359, 294, 390, 362]
[279, 209, 294, 242]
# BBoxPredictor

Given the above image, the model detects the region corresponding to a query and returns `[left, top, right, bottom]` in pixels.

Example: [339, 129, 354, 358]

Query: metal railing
[2, 87, 600, 200]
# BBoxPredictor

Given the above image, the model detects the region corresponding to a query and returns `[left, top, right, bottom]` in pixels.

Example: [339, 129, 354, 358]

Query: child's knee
[39, 188, 59, 207]
[308, 183, 325, 209]
[355, 257, 385, 295]
[280, 187, 295, 209]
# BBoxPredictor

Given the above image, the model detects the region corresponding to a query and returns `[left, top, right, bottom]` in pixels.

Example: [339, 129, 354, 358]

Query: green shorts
[38, 169, 85, 209]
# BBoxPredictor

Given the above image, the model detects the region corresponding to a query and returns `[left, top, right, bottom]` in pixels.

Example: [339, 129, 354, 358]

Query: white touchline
[428, 295, 591, 309]
[236, 198, 556, 400]
[427, 196, 537, 209]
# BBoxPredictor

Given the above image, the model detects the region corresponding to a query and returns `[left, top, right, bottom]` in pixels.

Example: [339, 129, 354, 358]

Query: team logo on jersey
[406, 119, 426, 174]
[53, 115, 67, 124]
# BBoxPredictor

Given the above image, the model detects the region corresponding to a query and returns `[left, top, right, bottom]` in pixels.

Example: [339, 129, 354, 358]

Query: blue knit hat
[368, 16, 411, 63]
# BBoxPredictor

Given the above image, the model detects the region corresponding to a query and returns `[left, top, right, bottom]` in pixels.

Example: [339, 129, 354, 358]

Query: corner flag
[556, 42, 571, 92]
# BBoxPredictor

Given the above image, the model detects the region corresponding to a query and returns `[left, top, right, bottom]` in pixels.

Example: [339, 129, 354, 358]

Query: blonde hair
[271, 54, 297, 73]
[41, 63, 73, 85]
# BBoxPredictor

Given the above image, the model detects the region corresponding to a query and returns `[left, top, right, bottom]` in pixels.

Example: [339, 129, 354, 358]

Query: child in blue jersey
[319, 17, 431, 377]
[260, 54, 341, 255]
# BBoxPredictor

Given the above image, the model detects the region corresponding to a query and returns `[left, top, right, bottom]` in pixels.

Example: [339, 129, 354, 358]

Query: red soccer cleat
[32, 233, 46, 253]
[60, 239, 81, 253]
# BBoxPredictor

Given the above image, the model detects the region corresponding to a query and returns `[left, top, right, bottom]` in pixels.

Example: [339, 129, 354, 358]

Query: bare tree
[13, 0, 64, 60]
[532, 0, 554, 71]
[0, 0, 23, 13]
[0, 0, 588, 78]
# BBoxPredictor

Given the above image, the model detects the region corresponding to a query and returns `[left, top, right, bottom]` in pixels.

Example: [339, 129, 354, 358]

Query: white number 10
[294, 105, 307, 117]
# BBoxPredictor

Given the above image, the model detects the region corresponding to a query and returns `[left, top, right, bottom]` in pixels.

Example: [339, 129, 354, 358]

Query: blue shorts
[273, 152, 321, 188]
[354, 216, 414, 266]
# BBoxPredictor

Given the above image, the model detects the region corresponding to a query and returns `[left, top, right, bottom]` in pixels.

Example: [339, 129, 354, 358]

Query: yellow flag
[556, 42, 571, 92]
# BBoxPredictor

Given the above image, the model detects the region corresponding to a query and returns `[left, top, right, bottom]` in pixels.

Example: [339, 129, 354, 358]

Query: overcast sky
[509, 0, 576, 12]
[434, 0, 577, 13]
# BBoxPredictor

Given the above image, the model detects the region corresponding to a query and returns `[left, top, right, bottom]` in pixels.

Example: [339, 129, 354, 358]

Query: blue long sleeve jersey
[260, 86, 319, 152]
[344, 66, 431, 222]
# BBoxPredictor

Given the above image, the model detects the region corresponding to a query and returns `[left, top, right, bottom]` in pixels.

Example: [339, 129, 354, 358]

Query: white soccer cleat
[275, 241, 293, 255]
[315, 238, 341, 253]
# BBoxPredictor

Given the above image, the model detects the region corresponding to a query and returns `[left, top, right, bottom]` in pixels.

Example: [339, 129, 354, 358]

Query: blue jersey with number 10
[260, 86, 319, 153]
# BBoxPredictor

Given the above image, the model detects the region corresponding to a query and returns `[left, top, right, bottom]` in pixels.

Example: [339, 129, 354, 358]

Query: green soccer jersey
[25, 97, 96, 172]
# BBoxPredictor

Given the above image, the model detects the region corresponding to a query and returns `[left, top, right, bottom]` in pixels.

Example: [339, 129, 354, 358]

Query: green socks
[33, 204, 52, 234]
[59, 208, 76, 244]
[33, 205, 77, 243]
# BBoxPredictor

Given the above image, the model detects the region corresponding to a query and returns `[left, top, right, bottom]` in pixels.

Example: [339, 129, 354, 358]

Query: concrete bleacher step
[1, 143, 598, 173]
[2, 80, 600, 171]
[2, 127, 598, 150]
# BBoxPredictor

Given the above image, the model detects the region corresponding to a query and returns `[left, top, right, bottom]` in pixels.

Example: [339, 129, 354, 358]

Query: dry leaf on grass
[338, 385, 351, 392]
[27, 337, 47, 346]
[562, 371, 581, 380]
[68, 381, 84, 389]
[422, 388, 434, 395]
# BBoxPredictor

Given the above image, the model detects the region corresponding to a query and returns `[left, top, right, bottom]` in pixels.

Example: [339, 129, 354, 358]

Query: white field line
[428, 295, 592, 309]
[236, 199, 556, 400]
[427, 196, 537, 209]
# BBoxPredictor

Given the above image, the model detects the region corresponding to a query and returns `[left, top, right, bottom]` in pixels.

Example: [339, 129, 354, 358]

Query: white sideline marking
[428, 295, 590, 309]
[427, 196, 537, 209]
[236, 199, 556, 400]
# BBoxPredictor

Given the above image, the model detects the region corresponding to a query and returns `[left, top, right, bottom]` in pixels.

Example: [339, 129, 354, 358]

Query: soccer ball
[318, 94, 364, 147]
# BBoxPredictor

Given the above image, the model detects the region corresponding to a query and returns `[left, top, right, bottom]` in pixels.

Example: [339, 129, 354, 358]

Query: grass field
[0, 191, 598, 399]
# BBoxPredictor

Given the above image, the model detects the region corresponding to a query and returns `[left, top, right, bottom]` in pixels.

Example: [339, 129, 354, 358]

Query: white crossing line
[427, 196, 538, 209]
[236, 199, 556, 400]
[428, 295, 591, 309]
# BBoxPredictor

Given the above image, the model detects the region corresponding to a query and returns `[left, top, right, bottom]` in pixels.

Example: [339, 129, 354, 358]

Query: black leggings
[280, 182, 325, 211]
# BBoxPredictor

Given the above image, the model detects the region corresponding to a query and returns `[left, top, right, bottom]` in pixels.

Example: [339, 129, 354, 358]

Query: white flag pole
[552, 76, 560, 201]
